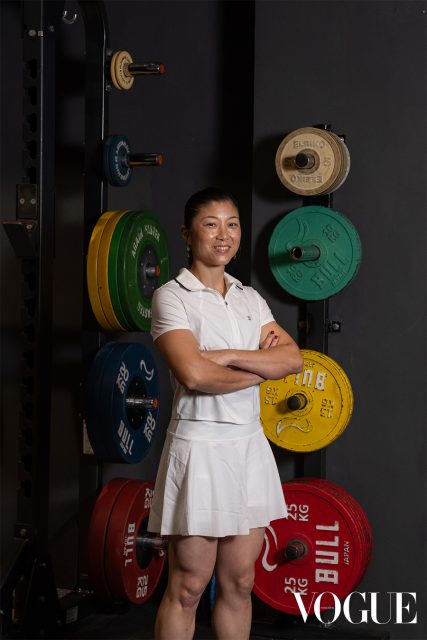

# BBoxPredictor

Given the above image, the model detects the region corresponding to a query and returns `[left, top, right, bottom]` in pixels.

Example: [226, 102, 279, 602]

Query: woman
[148, 187, 303, 640]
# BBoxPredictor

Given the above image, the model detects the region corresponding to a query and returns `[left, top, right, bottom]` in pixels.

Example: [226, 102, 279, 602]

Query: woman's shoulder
[153, 277, 181, 301]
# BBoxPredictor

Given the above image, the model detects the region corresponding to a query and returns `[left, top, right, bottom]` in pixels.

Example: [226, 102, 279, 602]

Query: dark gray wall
[252, 1, 426, 638]
[1, 1, 426, 638]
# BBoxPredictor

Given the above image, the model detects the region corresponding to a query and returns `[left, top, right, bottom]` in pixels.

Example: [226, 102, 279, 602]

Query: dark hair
[183, 187, 239, 230]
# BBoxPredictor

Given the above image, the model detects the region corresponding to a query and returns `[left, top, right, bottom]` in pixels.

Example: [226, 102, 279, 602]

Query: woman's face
[184, 199, 241, 267]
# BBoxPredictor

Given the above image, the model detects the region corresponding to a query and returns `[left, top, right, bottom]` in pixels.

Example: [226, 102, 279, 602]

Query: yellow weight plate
[97, 210, 129, 331]
[111, 50, 134, 90]
[87, 211, 118, 331]
[275, 127, 342, 196]
[260, 349, 353, 452]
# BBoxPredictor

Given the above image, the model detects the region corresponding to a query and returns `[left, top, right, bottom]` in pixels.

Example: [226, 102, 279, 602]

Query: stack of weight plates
[87, 478, 166, 603]
[87, 210, 170, 331]
[253, 478, 373, 615]
[84, 342, 159, 463]
[275, 126, 351, 196]
[260, 349, 354, 452]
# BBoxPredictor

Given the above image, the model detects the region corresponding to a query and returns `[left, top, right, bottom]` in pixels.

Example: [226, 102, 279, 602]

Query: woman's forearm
[206, 344, 303, 380]
[185, 358, 265, 394]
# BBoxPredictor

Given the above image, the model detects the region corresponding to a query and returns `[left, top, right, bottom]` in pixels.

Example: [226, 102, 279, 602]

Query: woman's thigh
[215, 528, 265, 589]
[167, 535, 218, 597]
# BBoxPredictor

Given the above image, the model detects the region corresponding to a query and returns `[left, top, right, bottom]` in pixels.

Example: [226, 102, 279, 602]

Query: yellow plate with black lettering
[260, 349, 353, 452]
[97, 210, 129, 331]
[87, 211, 118, 331]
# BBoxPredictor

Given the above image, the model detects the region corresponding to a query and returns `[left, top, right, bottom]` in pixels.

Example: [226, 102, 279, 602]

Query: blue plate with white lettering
[117, 211, 170, 331]
[85, 342, 160, 463]
[84, 342, 118, 460]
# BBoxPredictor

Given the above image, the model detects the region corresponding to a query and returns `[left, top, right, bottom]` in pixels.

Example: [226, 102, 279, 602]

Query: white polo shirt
[151, 268, 275, 424]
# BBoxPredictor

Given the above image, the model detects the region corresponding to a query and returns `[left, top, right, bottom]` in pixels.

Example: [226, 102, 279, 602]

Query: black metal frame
[295, 126, 336, 480]
[77, 0, 110, 589]
[1, 1, 64, 636]
[0, 1, 109, 636]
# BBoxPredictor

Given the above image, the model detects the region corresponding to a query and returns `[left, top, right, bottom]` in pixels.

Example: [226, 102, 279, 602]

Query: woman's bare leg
[212, 528, 265, 640]
[154, 535, 217, 640]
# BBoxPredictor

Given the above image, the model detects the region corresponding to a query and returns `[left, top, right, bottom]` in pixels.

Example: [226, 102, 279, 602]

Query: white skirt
[147, 419, 288, 537]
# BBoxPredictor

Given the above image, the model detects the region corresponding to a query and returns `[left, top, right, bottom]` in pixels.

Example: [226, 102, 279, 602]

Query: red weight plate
[253, 480, 366, 615]
[87, 478, 133, 599]
[296, 480, 372, 596]
[105, 480, 166, 604]
[299, 479, 371, 591]
[288, 479, 371, 593]
[298, 479, 372, 590]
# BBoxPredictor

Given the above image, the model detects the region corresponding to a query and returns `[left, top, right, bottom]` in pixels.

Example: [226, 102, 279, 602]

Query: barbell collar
[295, 152, 316, 169]
[127, 153, 163, 167]
[126, 396, 158, 410]
[286, 393, 308, 411]
[138, 534, 169, 551]
[284, 539, 307, 561]
[290, 245, 321, 262]
[145, 265, 161, 278]
[126, 62, 165, 76]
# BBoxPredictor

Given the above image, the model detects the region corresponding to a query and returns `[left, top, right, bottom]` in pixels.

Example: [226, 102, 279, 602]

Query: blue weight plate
[84, 342, 118, 459]
[103, 135, 132, 187]
[96, 342, 160, 463]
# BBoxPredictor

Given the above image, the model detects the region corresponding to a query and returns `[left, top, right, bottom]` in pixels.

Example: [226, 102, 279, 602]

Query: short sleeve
[254, 289, 275, 327]
[150, 285, 191, 341]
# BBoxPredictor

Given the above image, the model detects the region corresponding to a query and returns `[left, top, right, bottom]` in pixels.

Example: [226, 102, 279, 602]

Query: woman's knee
[218, 568, 255, 600]
[172, 573, 211, 610]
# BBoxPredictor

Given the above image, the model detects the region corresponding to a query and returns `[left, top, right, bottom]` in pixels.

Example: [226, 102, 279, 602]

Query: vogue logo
[294, 591, 417, 625]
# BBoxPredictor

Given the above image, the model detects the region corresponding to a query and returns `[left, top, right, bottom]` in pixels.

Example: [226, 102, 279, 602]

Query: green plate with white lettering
[268, 205, 361, 300]
[117, 211, 170, 331]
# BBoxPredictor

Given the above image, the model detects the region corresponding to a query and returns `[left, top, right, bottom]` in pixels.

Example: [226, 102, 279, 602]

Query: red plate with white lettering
[300, 478, 372, 590]
[253, 479, 369, 615]
[104, 480, 166, 604]
[87, 477, 132, 599]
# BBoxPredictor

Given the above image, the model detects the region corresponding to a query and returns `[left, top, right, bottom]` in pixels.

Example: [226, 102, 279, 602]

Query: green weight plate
[108, 211, 134, 330]
[117, 211, 170, 331]
[268, 205, 361, 301]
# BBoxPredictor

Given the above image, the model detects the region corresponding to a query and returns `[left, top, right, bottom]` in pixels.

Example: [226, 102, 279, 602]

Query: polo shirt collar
[175, 267, 243, 292]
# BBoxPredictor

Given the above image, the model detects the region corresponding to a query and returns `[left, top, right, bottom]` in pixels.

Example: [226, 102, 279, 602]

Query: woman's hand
[260, 330, 279, 350]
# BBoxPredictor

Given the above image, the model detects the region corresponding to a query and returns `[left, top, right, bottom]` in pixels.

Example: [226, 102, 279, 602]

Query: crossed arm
[154, 321, 303, 395]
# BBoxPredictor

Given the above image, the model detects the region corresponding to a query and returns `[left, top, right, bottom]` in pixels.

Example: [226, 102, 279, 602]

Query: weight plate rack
[296, 124, 342, 479]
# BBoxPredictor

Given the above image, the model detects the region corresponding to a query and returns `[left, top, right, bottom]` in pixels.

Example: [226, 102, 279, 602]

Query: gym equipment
[87, 478, 167, 603]
[253, 478, 372, 615]
[117, 211, 170, 331]
[260, 349, 353, 452]
[87, 210, 123, 331]
[84, 342, 159, 463]
[97, 210, 130, 330]
[275, 127, 350, 196]
[268, 205, 361, 300]
[110, 50, 165, 90]
[103, 135, 163, 187]
[87, 210, 170, 331]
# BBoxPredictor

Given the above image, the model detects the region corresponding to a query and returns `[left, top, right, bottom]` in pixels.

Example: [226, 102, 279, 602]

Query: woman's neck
[189, 264, 227, 296]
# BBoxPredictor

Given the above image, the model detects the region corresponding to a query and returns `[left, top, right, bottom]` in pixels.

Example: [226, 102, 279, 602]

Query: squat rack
[1, 1, 109, 636]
